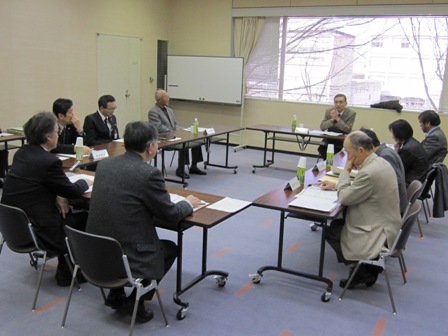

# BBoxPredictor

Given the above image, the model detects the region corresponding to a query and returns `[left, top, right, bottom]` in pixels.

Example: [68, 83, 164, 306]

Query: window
[245, 16, 448, 112]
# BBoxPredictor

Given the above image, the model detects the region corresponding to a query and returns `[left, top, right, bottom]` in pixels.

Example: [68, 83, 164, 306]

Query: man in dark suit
[86, 121, 201, 323]
[0, 127, 7, 187]
[148, 89, 206, 179]
[418, 110, 447, 167]
[51, 98, 91, 155]
[1, 112, 92, 286]
[84, 95, 119, 146]
[318, 94, 357, 158]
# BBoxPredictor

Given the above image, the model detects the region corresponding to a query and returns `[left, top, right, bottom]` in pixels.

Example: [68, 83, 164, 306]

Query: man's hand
[393, 142, 401, 152]
[56, 196, 70, 219]
[330, 109, 340, 121]
[71, 115, 83, 132]
[344, 157, 355, 172]
[82, 146, 92, 156]
[320, 180, 336, 190]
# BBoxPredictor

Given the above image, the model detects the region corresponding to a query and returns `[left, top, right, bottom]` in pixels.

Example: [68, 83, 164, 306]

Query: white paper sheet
[66, 173, 94, 193]
[206, 197, 251, 213]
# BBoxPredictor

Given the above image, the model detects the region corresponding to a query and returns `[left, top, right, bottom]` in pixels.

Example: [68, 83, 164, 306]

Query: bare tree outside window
[245, 16, 448, 112]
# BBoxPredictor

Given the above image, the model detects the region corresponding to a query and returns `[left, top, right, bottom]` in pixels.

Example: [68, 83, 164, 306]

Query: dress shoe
[175, 170, 190, 179]
[189, 166, 207, 175]
[105, 289, 126, 310]
[119, 298, 154, 323]
[339, 267, 379, 289]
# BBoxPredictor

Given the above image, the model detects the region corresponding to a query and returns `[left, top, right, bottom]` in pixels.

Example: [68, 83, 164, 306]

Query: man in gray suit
[418, 110, 447, 167]
[318, 93, 357, 158]
[86, 121, 201, 323]
[148, 89, 206, 179]
[361, 128, 408, 214]
[321, 131, 401, 289]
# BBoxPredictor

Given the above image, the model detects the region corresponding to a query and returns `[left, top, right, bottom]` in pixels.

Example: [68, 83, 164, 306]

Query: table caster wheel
[177, 307, 188, 320]
[310, 223, 318, 231]
[252, 169, 256, 174]
[249, 273, 262, 284]
[321, 291, 331, 302]
[214, 275, 227, 287]
[233, 170, 237, 174]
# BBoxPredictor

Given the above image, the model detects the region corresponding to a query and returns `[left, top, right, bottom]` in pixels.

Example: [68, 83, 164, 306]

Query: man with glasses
[84, 95, 119, 146]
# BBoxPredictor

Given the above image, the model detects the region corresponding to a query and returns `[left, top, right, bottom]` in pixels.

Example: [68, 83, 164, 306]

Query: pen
[69, 160, 81, 172]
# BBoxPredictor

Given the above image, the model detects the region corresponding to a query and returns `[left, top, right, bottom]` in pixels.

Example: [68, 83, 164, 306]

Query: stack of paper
[169, 193, 208, 212]
[289, 186, 338, 212]
[66, 173, 94, 193]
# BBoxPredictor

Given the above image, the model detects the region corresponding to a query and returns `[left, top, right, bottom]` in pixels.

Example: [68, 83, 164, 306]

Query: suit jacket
[337, 153, 401, 261]
[398, 137, 428, 186]
[421, 126, 447, 167]
[148, 104, 180, 133]
[84, 111, 119, 146]
[1, 144, 88, 254]
[320, 107, 356, 134]
[86, 151, 193, 280]
[51, 124, 81, 154]
[376, 144, 408, 214]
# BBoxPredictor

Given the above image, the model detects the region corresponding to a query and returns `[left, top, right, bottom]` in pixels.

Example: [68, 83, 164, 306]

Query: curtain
[233, 17, 265, 65]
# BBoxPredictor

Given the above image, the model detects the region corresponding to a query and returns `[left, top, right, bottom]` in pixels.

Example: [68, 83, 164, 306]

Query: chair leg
[397, 255, 407, 284]
[339, 263, 361, 300]
[383, 268, 397, 314]
[61, 265, 79, 327]
[64, 254, 80, 290]
[422, 200, 430, 224]
[100, 288, 107, 303]
[32, 251, 48, 311]
[416, 216, 424, 238]
[128, 285, 141, 336]
[155, 288, 169, 327]
[170, 151, 176, 168]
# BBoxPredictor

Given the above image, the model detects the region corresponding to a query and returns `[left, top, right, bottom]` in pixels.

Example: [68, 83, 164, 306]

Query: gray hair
[347, 131, 373, 151]
[23, 112, 57, 145]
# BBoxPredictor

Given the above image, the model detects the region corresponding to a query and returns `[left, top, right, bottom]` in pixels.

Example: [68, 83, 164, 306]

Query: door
[97, 34, 141, 136]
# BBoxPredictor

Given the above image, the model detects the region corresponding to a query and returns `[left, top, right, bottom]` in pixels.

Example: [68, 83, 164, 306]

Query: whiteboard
[167, 56, 243, 106]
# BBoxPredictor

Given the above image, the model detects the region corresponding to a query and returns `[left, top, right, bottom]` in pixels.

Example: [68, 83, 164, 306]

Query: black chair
[61, 226, 168, 336]
[417, 167, 438, 225]
[339, 202, 422, 314]
[0, 203, 54, 311]
[403, 180, 423, 237]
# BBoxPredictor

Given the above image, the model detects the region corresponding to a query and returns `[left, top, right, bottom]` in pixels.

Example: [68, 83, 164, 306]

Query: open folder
[288, 186, 339, 212]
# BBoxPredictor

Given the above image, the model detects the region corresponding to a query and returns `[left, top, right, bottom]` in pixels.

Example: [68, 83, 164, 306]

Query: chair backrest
[391, 202, 422, 257]
[63, 226, 129, 285]
[419, 167, 438, 200]
[407, 180, 423, 204]
[0, 203, 35, 252]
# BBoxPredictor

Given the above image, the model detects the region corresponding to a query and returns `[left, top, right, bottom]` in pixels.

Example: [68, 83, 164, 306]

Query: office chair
[417, 167, 438, 226]
[339, 202, 421, 314]
[61, 226, 169, 336]
[403, 180, 423, 237]
[0, 203, 55, 311]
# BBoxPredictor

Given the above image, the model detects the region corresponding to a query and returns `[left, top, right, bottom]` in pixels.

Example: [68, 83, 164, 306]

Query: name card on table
[284, 176, 301, 192]
[313, 161, 327, 173]
[203, 128, 215, 135]
[91, 149, 109, 160]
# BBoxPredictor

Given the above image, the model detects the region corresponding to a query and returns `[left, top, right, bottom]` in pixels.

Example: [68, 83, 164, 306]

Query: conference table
[62, 125, 243, 188]
[250, 167, 344, 302]
[71, 169, 250, 320]
[0, 133, 26, 150]
[246, 124, 346, 173]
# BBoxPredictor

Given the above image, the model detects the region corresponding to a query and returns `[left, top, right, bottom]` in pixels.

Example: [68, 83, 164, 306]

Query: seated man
[51, 98, 91, 155]
[0, 127, 7, 187]
[148, 89, 206, 179]
[389, 119, 428, 186]
[418, 110, 447, 167]
[360, 128, 408, 215]
[86, 121, 201, 323]
[1, 112, 92, 286]
[84, 95, 119, 146]
[321, 131, 401, 289]
[318, 94, 356, 158]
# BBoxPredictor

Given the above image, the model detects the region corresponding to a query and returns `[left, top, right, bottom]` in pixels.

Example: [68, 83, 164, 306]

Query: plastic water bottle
[193, 118, 199, 135]
[297, 157, 306, 185]
[75, 137, 84, 161]
[292, 115, 297, 132]
[326, 144, 334, 169]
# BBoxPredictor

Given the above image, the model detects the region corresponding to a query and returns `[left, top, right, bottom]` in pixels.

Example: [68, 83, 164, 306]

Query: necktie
[105, 118, 112, 137]
[59, 127, 66, 144]
[162, 107, 173, 128]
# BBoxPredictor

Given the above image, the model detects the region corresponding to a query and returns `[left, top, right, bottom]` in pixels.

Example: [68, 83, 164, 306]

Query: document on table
[58, 153, 90, 159]
[206, 197, 252, 213]
[113, 138, 124, 143]
[289, 186, 338, 212]
[0, 132, 14, 137]
[66, 173, 94, 193]
[169, 193, 208, 212]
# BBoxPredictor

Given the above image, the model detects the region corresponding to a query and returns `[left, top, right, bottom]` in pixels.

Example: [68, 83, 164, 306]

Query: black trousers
[177, 146, 204, 170]
[317, 139, 343, 160]
[0, 150, 8, 178]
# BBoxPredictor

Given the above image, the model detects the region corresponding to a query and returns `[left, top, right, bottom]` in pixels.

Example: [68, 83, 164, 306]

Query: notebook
[289, 186, 339, 212]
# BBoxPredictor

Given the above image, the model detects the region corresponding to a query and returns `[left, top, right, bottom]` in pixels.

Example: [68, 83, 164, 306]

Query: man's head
[24, 112, 59, 149]
[52, 98, 74, 126]
[155, 89, 169, 107]
[343, 131, 374, 167]
[360, 127, 381, 147]
[124, 121, 159, 160]
[333, 94, 347, 113]
[418, 110, 440, 133]
[98, 95, 117, 118]
[388, 119, 413, 143]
